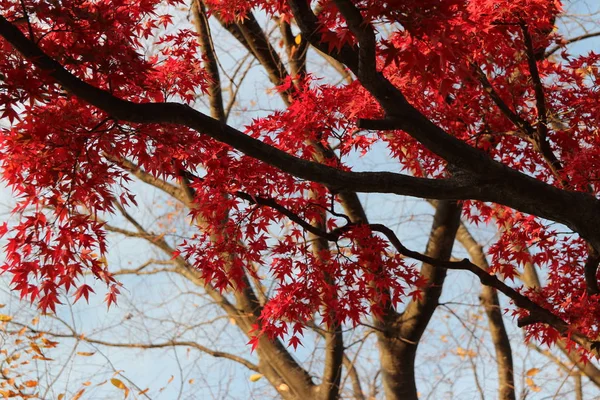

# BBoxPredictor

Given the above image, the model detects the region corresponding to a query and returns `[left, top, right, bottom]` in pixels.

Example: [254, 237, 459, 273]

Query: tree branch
[11, 322, 261, 372]
[191, 0, 226, 122]
[375, 200, 461, 400]
[359, 223, 600, 355]
[456, 222, 516, 400]
[545, 31, 600, 58]
[332, 0, 376, 80]
[6, 14, 600, 250]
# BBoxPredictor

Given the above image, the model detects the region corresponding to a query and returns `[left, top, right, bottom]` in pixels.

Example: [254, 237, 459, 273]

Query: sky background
[1, 1, 600, 399]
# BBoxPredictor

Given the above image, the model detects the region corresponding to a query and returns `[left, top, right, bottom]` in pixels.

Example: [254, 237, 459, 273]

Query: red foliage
[0, 0, 599, 355]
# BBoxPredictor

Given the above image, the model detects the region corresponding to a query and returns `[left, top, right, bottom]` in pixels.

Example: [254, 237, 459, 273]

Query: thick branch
[280, 20, 308, 77]
[367, 223, 600, 355]
[287, 0, 359, 72]
[235, 12, 289, 92]
[332, 0, 376, 80]
[191, 0, 226, 122]
[376, 201, 461, 400]
[5, 15, 600, 249]
[4, 14, 600, 357]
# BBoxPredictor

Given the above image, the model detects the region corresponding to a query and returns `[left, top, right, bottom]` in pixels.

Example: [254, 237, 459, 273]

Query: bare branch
[545, 31, 600, 58]
[11, 322, 261, 372]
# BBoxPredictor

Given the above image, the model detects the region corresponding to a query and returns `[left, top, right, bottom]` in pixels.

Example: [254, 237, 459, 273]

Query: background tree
[1, 0, 600, 399]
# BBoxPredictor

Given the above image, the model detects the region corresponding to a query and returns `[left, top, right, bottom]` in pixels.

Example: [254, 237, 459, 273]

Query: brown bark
[456, 224, 516, 400]
[376, 201, 462, 400]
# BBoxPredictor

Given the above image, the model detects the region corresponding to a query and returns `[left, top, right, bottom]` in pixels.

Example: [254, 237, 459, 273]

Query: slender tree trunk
[456, 224, 516, 400]
[377, 201, 462, 400]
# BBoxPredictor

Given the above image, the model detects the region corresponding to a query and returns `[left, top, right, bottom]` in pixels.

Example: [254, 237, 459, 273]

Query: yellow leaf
[526, 368, 540, 376]
[72, 389, 85, 400]
[139, 388, 149, 395]
[188, 379, 195, 384]
[525, 378, 534, 387]
[294, 34, 301, 45]
[82, 381, 91, 387]
[167, 375, 174, 384]
[76, 352, 95, 357]
[531, 385, 542, 393]
[249, 374, 263, 382]
[23, 380, 37, 388]
[0, 314, 12, 322]
[111, 378, 127, 390]
[57, 394, 65, 400]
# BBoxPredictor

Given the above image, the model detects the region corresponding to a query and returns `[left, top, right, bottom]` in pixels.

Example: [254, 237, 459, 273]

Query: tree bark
[377, 200, 462, 400]
[456, 224, 516, 400]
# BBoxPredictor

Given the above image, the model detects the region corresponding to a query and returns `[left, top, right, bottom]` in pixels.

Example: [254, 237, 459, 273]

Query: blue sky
[1, 1, 600, 399]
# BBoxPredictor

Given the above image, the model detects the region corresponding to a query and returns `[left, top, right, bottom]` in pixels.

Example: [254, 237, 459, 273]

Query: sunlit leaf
[526, 368, 540, 377]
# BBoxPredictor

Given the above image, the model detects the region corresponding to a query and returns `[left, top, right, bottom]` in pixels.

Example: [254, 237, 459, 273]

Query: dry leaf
[249, 374, 263, 382]
[72, 389, 85, 400]
[76, 352, 95, 357]
[111, 378, 130, 398]
[111, 378, 126, 390]
[0, 314, 12, 322]
[526, 368, 540, 377]
[30, 343, 43, 356]
[525, 378, 534, 387]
